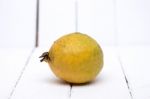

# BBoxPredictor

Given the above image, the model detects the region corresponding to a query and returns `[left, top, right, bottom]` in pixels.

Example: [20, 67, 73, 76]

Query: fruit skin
[41, 32, 103, 84]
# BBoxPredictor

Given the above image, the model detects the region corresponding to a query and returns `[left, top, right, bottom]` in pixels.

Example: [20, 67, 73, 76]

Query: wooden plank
[69, 1, 130, 98]
[39, 0, 75, 47]
[0, 0, 36, 98]
[118, 46, 150, 99]
[0, 48, 33, 99]
[0, 0, 36, 48]
[116, 0, 150, 45]
[10, 48, 70, 99]
[77, 0, 116, 46]
[116, 0, 150, 98]
[71, 46, 131, 99]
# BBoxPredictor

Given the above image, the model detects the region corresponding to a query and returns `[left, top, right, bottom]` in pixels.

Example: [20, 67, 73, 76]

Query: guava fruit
[40, 32, 103, 84]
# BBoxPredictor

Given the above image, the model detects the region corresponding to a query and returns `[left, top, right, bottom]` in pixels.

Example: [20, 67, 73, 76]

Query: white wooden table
[0, 0, 150, 99]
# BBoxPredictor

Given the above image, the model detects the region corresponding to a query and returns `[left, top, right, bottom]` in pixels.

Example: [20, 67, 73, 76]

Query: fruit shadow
[43, 77, 69, 86]
[70, 76, 105, 86]
[43, 74, 105, 86]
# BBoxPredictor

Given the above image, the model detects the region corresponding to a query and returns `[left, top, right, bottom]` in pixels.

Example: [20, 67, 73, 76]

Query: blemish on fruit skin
[40, 32, 103, 84]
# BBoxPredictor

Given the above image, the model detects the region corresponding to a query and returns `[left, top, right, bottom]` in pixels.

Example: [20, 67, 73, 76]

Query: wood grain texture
[10, 48, 70, 99]
[71, 46, 131, 99]
[118, 46, 150, 99]
[1, 0, 150, 99]
[0, 48, 33, 99]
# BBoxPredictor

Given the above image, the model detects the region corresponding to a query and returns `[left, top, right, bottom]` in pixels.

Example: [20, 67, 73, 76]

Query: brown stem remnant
[39, 52, 50, 62]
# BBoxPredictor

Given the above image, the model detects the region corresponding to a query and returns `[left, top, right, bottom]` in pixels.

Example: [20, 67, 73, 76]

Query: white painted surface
[0, 0, 36, 98]
[39, 0, 115, 47]
[11, 48, 70, 99]
[71, 46, 131, 99]
[116, 0, 150, 45]
[77, 0, 115, 46]
[0, 0, 150, 99]
[118, 46, 150, 99]
[0, 48, 32, 99]
[2, 46, 150, 99]
[0, 0, 36, 48]
[39, 0, 75, 47]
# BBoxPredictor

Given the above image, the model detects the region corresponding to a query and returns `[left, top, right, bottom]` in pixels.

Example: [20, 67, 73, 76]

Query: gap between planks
[69, 0, 78, 98]
[116, 52, 133, 99]
[69, 84, 73, 98]
[113, 0, 133, 98]
[8, 48, 36, 99]
[8, 0, 39, 97]
[35, 0, 39, 47]
[7, 0, 74, 98]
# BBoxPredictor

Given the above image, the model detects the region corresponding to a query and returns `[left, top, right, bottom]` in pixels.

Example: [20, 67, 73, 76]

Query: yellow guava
[40, 32, 103, 84]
